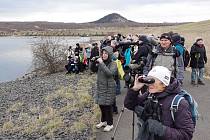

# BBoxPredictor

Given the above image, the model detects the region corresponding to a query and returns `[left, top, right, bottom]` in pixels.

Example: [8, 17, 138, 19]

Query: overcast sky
[1, 0, 210, 23]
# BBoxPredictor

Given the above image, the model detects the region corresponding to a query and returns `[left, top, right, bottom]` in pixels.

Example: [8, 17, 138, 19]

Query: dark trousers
[99, 105, 113, 125]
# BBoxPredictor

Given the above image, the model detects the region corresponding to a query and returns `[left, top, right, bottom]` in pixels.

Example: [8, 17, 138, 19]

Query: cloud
[0, 0, 210, 22]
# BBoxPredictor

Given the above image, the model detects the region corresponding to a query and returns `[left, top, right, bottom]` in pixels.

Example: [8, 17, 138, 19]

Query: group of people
[93, 32, 207, 139]
[64, 43, 99, 74]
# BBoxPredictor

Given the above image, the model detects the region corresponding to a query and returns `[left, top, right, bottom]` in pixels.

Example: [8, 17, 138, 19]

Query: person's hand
[147, 119, 166, 137]
[131, 75, 145, 91]
[97, 57, 103, 63]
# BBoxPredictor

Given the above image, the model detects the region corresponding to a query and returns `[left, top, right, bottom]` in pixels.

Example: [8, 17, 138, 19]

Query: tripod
[111, 106, 135, 140]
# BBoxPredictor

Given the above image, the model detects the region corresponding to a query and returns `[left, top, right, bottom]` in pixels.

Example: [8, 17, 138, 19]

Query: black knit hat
[160, 33, 172, 41]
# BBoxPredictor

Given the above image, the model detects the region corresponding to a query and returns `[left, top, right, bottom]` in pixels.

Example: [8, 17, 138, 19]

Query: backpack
[170, 89, 199, 126]
[115, 59, 125, 80]
[171, 34, 190, 68]
[151, 46, 180, 78]
[183, 47, 190, 67]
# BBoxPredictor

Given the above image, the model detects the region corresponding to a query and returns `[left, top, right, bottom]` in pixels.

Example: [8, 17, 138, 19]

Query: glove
[147, 119, 166, 137]
[134, 105, 144, 117]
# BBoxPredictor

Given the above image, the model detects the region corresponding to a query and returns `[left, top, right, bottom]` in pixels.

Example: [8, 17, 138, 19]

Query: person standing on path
[94, 46, 117, 132]
[125, 66, 194, 140]
[190, 38, 207, 85]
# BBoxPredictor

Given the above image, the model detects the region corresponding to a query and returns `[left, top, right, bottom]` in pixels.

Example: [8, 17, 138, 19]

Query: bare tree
[31, 36, 67, 74]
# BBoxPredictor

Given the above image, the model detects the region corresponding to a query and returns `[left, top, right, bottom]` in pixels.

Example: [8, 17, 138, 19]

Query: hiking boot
[96, 122, 107, 129]
[191, 81, 196, 85]
[103, 125, 113, 132]
[198, 80, 205, 85]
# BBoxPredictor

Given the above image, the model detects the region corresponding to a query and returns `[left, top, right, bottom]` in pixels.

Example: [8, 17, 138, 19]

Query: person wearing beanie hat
[95, 46, 117, 132]
[190, 38, 207, 85]
[159, 33, 172, 42]
[124, 66, 194, 140]
[143, 32, 184, 85]
[147, 66, 171, 86]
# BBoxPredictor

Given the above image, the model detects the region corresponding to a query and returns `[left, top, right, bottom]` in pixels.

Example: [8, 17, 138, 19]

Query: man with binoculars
[124, 66, 194, 140]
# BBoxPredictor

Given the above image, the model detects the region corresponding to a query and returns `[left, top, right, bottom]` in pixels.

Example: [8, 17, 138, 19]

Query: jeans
[115, 79, 121, 95]
[191, 68, 204, 82]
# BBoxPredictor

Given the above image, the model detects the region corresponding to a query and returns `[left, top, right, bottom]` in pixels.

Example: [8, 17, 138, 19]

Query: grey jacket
[94, 46, 117, 105]
[143, 45, 184, 82]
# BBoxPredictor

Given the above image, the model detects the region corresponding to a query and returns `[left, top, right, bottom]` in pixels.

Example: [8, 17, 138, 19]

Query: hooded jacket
[124, 78, 194, 140]
[94, 46, 117, 105]
[190, 43, 207, 68]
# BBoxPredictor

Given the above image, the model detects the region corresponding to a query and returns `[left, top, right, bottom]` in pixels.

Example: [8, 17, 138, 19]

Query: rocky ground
[0, 71, 98, 140]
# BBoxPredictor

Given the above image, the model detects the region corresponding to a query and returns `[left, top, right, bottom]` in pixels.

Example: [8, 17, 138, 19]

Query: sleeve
[99, 61, 117, 78]
[124, 89, 148, 111]
[204, 47, 207, 63]
[176, 55, 184, 82]
[143, 53, 153, 76]
[164, 99, 194, 140]
[190, 45, 196, 56]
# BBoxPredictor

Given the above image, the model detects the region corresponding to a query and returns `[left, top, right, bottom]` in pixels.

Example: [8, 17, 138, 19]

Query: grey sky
[1, 0, 210, 23]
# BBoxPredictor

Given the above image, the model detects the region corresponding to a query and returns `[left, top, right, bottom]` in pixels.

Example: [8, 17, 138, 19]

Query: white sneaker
[96, 122, 107, 129]
[103, 125, 114, 132]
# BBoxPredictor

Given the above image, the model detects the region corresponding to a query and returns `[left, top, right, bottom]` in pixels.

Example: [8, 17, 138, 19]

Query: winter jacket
[174, 43, 185, 57]
[133, 43, 152, 64]
[124, 47, 131, 67]
[124, 78, 194, 140]
[94, 46, 117, 105]
[90, 46, 99, 59]
[74, 47, 80, 56]
[143, 45, 184, 82]
[190, 43, 207, 68]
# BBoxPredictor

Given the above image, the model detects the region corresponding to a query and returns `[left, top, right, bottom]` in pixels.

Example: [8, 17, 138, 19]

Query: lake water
[0, 36, 91, 82]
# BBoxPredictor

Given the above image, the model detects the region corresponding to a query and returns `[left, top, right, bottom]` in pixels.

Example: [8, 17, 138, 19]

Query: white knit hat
[148, 66, 171, 86]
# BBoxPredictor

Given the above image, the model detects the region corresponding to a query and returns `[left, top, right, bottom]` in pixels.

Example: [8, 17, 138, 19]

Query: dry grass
[0, 74, 98, 139]
[7, 102, 24, 113]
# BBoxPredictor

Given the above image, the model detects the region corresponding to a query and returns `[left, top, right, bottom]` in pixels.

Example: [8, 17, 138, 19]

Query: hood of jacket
[102, 46, 113, 63]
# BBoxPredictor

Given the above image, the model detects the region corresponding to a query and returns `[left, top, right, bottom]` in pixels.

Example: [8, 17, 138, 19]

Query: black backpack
[183, 47, 190, 67]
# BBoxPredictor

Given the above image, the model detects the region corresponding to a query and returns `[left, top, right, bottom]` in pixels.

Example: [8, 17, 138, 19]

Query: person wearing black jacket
[90, 43, 100, 73]
[133, 35, 152, 66]
[190, 38, 207, 85]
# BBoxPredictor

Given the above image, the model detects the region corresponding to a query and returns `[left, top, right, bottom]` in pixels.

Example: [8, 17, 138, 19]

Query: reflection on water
[0, 36, 91, 82]
[0, 37, 32, 82]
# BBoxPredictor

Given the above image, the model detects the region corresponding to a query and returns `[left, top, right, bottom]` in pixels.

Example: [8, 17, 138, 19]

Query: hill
[0, 13, 185, 32]
[93, 13, 130, 23]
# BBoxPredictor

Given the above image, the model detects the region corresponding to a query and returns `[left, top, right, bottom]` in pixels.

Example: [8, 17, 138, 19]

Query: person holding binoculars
[124, 66, 194, 140]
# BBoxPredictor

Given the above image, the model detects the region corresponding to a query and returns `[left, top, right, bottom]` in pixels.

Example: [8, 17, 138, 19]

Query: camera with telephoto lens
[124, 57, 154, 88]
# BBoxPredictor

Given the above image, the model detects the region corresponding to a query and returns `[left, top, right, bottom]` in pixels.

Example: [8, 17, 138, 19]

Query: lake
[0, 36, 92, 82]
